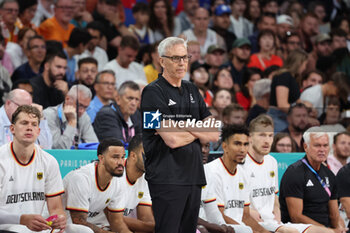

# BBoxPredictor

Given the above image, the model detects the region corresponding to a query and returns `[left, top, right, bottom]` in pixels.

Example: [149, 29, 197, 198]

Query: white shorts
[259, 220, 311, 232]
[0, 224, 94, 233]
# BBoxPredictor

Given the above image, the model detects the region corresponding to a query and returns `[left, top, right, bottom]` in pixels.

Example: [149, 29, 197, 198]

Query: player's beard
[106, 164, 124, 177]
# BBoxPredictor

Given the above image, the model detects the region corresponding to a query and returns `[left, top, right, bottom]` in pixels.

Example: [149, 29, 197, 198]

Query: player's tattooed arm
[70, 210, 114, 233]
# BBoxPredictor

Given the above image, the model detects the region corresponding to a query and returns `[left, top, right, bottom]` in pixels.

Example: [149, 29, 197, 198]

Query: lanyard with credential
[302, 158, 331, 197]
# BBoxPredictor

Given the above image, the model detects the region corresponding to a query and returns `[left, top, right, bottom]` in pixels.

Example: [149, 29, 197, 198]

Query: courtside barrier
[47, 150, 304, 185]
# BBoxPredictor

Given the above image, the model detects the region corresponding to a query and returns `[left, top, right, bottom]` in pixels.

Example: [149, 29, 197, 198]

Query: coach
[141, 37, 220, 233]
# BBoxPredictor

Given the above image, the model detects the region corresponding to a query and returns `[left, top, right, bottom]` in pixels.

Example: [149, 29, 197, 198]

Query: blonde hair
[275, 49, 308, 77]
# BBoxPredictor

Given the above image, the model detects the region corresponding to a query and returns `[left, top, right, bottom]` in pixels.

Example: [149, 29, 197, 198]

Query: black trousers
[148, 183, 202, 233]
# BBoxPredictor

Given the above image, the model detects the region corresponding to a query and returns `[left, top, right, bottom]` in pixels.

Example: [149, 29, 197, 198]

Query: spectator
[222, 103, 246, 126]
[37, 0, 75, 48]
[0, 0, 20, 44]
[0, 41, 12, 105]
[71, 0, 93, 28]
[0, 32, 13, 75]
[226, 38, 251, 90]
[144, 42, 161, 83]
[64, 27, 92, 84]
[187, 40, 201, 64]
[248, 29, 283, 71]
[330, 28, 347, 50]
[5, 27, 35, 70]
[94, 81, 141, 143]
[11, 35, 46, 83]
[148, 0, 180, 41]
[328, 131, 350, 175]
[271, 132, 297, 153]
[211, 4, 237, 52]
[77, 21, 108, 71]
[62, 138, 132, 232]
[181, 7, 225, 56]
[282, 32, 302, 60]
[121, 135, 155, 232]
[283, 103, 310, 151]
[229, 0, 251, 38]
[248, 12, 276, 54]
[128, 2, 154, 45]
[307, 1, 329, 34]
[0, 88, 52, 149]
[300, 72, 350, 118]
[32, 0, 54, 27]
[236, 67, 261, 110]
[244, 0, 260, 33]
[261, 0, 279, 14]
[92, 0, 131, 60]
[298, 13, 319, 53]
[212, 66, 235, 94]
[86, 70, 115, 123]
[246, 78, 271, 125]
[11, 79, 33, 96]
[17, 0, 37, 29]
[190, 61, 212, 106]
[301, 70, 324, 92]
[320, 97, 342, 126]
[43, 84, 98, 149]
[103, 35, 147, 89]
[30, 51, 68, 108]
[279, 127, 346, 232]
[306, 33, 332, 73]
[276, 15, 294, 44]
[176, 0, 198, 32]
[268, 49, 308, 132]
[212, 88, 233, 121]
[75, 57, 98, 96]
[204, 44, 226, 80]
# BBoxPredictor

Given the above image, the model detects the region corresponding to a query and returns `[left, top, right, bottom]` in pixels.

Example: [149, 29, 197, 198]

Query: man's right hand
[63, 105, 77, 127]
[20, 214, 51, 232]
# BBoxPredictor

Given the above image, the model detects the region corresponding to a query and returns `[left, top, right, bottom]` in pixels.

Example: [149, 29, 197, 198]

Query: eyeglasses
[162, 55, 192, 63]
[2, 8, 19, 13]
[30, 45, 46, 50]
[276, 143, 292, 148]
[10, 99, 21, 106]
[98, 82, 115, 87]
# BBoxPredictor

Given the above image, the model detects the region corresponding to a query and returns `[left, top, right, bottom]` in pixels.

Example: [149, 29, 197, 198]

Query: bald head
[5, 89, 32, 120]
[193, 7, 210, 32]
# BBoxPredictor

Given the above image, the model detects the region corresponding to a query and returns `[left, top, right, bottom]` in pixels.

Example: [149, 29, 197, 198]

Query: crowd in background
[0, 0, 349, 156]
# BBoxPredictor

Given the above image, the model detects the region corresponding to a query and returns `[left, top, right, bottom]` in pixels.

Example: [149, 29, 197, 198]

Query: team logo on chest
[37, 172, 43, 180]
[138, 192, 144, 199]
[239, 183, 244, 190]
[190, 94, 195, 103]
[269, 171, 275, 178]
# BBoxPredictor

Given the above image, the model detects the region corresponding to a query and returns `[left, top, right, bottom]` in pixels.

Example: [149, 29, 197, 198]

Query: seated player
[63, 138, 132, 233]
[0, 105, 92, 233]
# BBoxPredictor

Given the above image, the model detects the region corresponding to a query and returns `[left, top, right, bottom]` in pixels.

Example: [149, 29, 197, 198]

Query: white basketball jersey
[121, 170, 151, 217]
[204, 158, 250, 224]
[241, 153, 279, 222]
[0, 142, 64, 215]
[63, 162, 126, 226]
